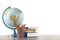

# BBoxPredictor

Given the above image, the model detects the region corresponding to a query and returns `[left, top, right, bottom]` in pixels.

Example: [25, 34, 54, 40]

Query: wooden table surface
[0, 35, 38, 40]
[0, 35, 60, 40]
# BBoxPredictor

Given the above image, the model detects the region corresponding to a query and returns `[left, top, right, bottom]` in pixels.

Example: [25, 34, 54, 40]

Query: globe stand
[8, 29, 17, 37]
[12, 29, 17, 37]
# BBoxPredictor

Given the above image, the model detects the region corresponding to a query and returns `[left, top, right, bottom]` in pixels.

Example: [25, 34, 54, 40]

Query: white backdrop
[0, 0, 60, 35]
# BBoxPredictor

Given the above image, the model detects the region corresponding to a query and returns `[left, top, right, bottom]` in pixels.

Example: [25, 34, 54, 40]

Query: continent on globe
[10, 15, 18, 25]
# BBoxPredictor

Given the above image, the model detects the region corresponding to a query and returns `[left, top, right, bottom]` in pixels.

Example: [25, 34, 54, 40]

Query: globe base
[8, 29, 17, 38]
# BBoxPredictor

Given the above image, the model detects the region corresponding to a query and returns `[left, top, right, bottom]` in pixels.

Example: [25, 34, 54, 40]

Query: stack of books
[23, 27, 38, 37]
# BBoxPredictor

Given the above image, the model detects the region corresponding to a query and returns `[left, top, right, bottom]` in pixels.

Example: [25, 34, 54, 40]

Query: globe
[2, 7, 24, 37]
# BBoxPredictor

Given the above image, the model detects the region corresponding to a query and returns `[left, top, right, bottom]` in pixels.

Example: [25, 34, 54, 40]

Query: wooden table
[0, 35, 60, 40]
[0, 35, 38, 40]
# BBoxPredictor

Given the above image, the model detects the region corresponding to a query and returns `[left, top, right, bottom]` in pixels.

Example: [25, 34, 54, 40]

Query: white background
[0, 0, 60, 35]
